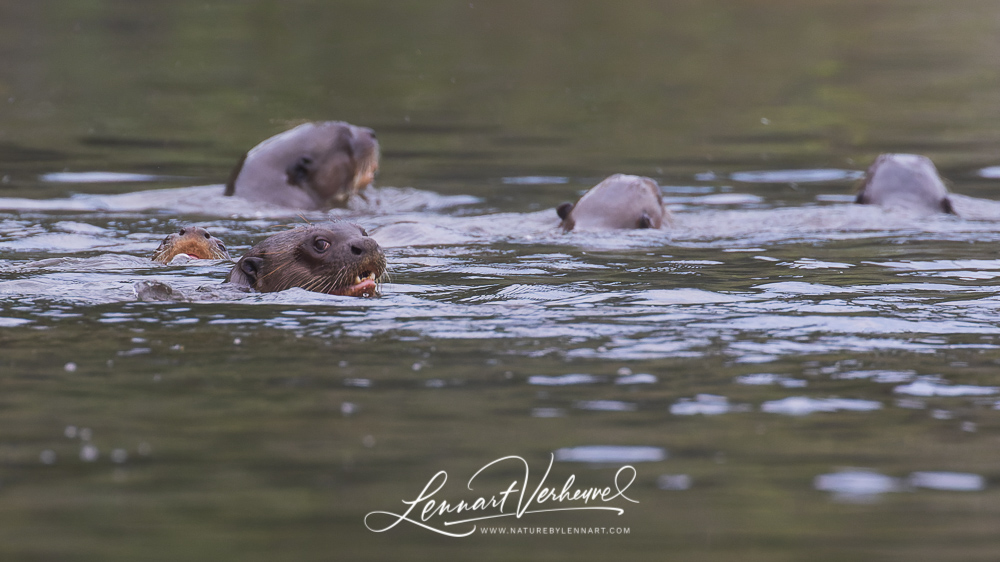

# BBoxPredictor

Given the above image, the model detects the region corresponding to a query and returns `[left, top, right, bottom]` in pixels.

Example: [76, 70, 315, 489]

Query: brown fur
[151, 226, 231, 264]
[225, 222, 386, 297]
[225, 121, 379, 210]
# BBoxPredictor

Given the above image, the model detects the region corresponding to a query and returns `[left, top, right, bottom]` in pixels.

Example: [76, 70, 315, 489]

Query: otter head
[557, 174, 669, 232]
[225, 222, 386, 297]
[225, 121, 380, 210]
[855, 153, 955, 215]
[151, 226, 231, 264]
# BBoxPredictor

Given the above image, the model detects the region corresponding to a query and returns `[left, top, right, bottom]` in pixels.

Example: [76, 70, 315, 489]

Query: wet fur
[855, 153, 956, 215]
[151, 226, 231, 264]
[225, 121, 380, 210]
[225, 222, 386, 296]
[558, 174, 669, 232]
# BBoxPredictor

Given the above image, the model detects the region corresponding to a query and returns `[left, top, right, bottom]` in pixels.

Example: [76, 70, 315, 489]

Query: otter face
[225, 121, 380, 210]
[225, 222, 386, 297]
[557, 174, 669, 232]
[151, 226, 231, 264]
[856, 154, 955, 215]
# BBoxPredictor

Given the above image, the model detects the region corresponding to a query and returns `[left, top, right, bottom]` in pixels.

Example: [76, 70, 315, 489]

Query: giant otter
[557, 174, 669, 232]
[151, 226, 231, 264]
[225, 121, 380, 210]
[225, 222, 386, 297]
[856, 154, 955, 215]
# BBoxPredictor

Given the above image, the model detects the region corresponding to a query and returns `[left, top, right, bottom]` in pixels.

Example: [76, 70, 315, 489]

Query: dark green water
[3, 1, 1000, 560]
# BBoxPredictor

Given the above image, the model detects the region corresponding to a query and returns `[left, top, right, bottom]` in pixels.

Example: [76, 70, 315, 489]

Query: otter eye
[178, 228, 186, 236]
[203, 231, 211, 239]
[313, 238, 330, 252]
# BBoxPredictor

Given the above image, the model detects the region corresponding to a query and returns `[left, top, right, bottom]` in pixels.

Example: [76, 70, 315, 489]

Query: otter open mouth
[333, 271, 380, 298]
[173, 244, 226, 261]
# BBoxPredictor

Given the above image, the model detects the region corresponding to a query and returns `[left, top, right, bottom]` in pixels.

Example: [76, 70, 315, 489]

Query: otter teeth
[353, 272, 376, 285]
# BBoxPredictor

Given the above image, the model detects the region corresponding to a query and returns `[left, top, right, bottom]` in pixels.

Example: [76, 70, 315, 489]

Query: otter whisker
[225, 222, 385, 298]
[303, 276, 325, 292]
[258, 260, 294, 283]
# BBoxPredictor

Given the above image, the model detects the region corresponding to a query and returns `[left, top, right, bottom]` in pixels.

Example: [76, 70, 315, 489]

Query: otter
[225, 121, 380, 210]
[225, 222, 386, 297]
[556, 174, 669, 232]
[151, 226, 231, 264]
[856, 154, 955, 215]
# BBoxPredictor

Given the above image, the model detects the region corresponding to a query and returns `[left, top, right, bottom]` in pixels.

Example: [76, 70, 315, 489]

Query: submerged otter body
[557, 174, 669, 232]
[151, 226, 231, 264]
[225, 121, 380, 210]
[225, 222, 386, 297]
[856, 154, 955, 215]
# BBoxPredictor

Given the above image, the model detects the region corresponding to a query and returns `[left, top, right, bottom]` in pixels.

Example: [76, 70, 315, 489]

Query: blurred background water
[3, 1, 1000, 560]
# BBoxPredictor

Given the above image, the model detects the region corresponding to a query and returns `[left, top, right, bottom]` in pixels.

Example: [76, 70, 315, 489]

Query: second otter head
[225, 121, 380, 210]
[856, 154, 955, 215]
[557, 174, 669, 232]
[225, 222, 386, 297]
[151, 226, 231, 264]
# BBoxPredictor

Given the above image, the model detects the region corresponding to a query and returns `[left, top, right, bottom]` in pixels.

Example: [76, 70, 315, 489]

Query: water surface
[3, 1, 1000, 561]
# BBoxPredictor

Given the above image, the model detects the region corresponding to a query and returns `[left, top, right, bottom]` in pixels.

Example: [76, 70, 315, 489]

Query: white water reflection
[816, 469, 987, 501]
[528, 374, 602, 386]
[731, 169, 863, 184]
[656, 474, 692, 491]
[893, 378, 999, 397]
[814, 470, 902, 501]
[615, 373, 657, 385]
[670, 394, 744, 416]
[633, 289, 746, 305]
[40, 171, 168, 183]
[574, 400, 638, 412]
[761, 397, 882, 416]
[735, 373, 808, 387]
[663, 193, 763, 205]
[834, 370, 916, 383]
[908, 472, 985, 492]
[531, 408, 565, 418]
[785, 258, 853, 270]
[554, 445, 666, 463]
[978, 166, 1000, 179]
[502, 176, 569, 185]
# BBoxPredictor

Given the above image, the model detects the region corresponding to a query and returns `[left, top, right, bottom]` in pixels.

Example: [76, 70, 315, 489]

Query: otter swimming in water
[225, 121, 380, 210]
[151, 226, 231, 264]
[556, 174, 670, 232]
[856, 154, 955, 215]
[225, 222, 386, 297]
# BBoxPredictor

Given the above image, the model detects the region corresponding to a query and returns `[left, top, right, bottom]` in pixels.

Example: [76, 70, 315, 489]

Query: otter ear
[224, 151, 248, 196]
[348, 127, 378, 160]
[228, 256, 264, 287]
[638, 212, 653, 229]
[241, 257, 264, 283]
[556, 202, 574, 220]
[286, 156, 314, 187]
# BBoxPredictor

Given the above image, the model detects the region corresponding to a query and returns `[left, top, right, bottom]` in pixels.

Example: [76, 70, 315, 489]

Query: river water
[2, 1, 1000, 560]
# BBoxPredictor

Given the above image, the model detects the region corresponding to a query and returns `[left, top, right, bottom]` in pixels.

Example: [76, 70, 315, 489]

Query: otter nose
[349, 237, 379, 256]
